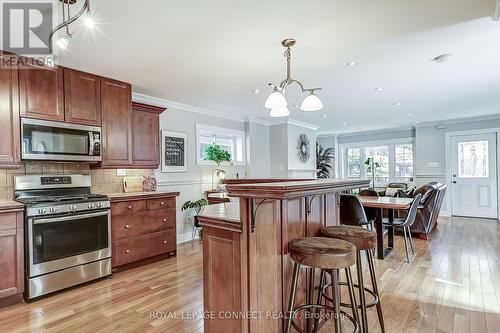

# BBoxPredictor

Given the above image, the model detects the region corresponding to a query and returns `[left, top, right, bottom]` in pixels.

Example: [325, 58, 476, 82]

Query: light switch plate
[116, 169, 126, 176]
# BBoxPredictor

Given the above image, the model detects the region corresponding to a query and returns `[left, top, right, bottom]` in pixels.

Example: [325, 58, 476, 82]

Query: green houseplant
[181, 198, 209, 215]
[316, 142, 335, 179]
[204, 144, 232, 166]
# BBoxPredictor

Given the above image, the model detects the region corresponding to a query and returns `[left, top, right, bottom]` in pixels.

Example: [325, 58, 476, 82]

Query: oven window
[23, 123, 89, 156]
[32, 213, 108, 264]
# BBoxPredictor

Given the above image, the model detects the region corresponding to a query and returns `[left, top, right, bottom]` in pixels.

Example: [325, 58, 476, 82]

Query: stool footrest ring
[321, 281, 379, 309]
[288, 303, 359, 333]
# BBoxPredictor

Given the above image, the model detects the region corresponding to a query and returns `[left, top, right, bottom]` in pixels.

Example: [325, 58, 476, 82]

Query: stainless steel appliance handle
[32, 210, 110, 225]
[89, 131, 94, 156]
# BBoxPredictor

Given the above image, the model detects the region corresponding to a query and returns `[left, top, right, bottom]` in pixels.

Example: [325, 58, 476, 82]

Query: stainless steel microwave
[21, 118, 102, 162]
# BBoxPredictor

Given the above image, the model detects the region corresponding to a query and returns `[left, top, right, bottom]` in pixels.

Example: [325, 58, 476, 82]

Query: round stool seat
[321, 225, 376, 251]
[288, 237, 356, 269]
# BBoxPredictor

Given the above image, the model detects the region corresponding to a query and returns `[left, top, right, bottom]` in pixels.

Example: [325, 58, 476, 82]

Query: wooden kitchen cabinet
[19, 63, 65, 122]
[64, 68, 101, 126]
[110, 193, 179, 270]
[100, 77, 132, 167]
[131, 102, 165, 168]
[0, 206, 24, 307]
[0, 59, 21, 168]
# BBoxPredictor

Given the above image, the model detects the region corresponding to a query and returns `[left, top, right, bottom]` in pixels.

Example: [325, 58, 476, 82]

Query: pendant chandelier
[265, 39, 323, 117]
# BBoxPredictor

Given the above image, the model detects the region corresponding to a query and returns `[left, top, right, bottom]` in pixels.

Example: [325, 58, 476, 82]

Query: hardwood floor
[1, 216, 500, 332]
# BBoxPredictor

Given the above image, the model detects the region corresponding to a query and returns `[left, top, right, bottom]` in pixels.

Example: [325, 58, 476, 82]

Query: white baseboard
[177, 231, 200, 244]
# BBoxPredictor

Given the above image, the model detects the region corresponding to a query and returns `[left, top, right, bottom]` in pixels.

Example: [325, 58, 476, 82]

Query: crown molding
[270, 118, 319, 131]
[245, 117, 270, 126]
[134, 92, 255, 123]
[413, 114, 500, 128]
[319, 126, 414, 138]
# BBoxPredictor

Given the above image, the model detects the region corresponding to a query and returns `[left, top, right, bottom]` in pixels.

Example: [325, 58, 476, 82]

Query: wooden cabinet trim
[0, 62, 20, 167]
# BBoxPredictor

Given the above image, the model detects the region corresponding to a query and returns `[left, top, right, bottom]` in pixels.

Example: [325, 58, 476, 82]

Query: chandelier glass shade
[265, 39, 323, 117]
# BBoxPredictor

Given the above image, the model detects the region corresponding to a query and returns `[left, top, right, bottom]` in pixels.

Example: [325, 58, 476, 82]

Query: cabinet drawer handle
[160, 202, 164, 206]
[163, 218, 167, 222]
[163, 240, 167, 244]
[126, 249, 131, 254]
[125, 224, 130, 229]
[128, 205, 132, 209]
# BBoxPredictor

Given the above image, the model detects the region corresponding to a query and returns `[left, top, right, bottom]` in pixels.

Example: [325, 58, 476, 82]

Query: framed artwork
[161, 131, 187, 172]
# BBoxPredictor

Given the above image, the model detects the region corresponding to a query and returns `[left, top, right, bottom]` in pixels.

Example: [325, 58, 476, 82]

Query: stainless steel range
[14, 174, 111, 299]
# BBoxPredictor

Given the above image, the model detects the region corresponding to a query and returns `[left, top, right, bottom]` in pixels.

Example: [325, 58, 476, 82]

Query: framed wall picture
[161, 131, 187, 172]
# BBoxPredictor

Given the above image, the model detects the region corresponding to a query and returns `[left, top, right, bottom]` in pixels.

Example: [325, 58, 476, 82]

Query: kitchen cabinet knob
[160, 202, 164, 206]
[125, 224, 130, 229]
[163, 218, 167, 222]
[128, 205, 132, 209]
[163, 240, 167, 244]
[126, 249, 131, 254]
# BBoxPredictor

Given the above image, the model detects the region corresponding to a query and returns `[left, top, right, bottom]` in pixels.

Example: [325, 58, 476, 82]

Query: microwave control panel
[92, 132, 101, 156]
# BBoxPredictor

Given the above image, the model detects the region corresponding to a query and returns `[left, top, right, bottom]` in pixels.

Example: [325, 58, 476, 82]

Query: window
[458, 140, 488, 178]
[196, 124, 245, 165]
[346, 148, 361, 179]
[341, 139, 414, 186]
[395, 143, 414, 181]
[365, 146, 389, 183]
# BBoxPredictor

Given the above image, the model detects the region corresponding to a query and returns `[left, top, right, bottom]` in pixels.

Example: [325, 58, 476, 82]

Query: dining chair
[358, 188, 379, 230]
[339, 194, 372, 228]
[382, 194, 422, 263]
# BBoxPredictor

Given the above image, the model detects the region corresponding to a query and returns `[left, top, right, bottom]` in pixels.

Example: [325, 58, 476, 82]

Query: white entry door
[450, 133, 498, 218]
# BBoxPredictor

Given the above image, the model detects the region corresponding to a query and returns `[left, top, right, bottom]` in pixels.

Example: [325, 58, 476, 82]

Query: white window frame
[196, 124, 246, 166]
[339, 138, 415, 186]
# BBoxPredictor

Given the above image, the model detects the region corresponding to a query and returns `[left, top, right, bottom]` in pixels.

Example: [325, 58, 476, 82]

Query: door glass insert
[458, 140, 489, 178]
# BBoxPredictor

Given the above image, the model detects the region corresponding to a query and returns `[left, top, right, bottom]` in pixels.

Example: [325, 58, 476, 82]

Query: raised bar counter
[198, 178, 369, 333]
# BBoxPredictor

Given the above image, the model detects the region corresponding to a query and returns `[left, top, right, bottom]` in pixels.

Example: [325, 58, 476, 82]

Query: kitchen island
[197, 178, 369, 333]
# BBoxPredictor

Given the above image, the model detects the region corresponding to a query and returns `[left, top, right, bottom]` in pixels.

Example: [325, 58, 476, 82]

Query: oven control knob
[88, 203, 95, 209]
[38, 208, 47, 214]
[49, 207, 57, 213]
[70, 205, 77, 210]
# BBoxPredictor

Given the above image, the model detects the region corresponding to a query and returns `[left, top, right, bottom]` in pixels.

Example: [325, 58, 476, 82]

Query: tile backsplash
[0, 162, 154, 200]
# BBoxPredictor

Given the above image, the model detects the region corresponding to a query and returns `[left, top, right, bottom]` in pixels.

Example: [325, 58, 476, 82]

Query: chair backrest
[387, 182, 408, 190]
[340, 194, 369, 226]
[402, 193, 422, 227]
[359, 188, 379, 197]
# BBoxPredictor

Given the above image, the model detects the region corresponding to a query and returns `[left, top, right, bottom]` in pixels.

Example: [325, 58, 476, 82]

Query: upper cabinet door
[132, 103, 164, 167]
[101, 77, 132, 167]
[19, 64, 64, 122]
[64, 69, 101, 126]
[0, 63, 21, 167]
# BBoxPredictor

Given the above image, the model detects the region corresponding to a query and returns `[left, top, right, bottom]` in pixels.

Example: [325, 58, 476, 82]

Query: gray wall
[337, 128, 415, 145]
[269, 124, 288, 177]
[245, 121, 271, 178]
[287, 123, 317, 171]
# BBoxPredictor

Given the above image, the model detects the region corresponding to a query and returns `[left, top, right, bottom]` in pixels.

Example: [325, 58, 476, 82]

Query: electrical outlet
[187, 217, 193, 225]
[116, 169, 126, 176]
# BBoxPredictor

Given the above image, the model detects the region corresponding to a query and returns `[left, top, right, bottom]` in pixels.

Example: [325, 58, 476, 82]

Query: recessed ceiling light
[346, 61, 358, 67]
[393, 102, 401, 106]
[375, 87, 383, 92]
[294, 104, 300, 108]
[343, 121, 347, 125]
[252, 89, 260, 94]
[432, 54, 452, 63]
[407, 113, 412, 116]
[415, 120, 420, 124]
[323, 114, 327, 118]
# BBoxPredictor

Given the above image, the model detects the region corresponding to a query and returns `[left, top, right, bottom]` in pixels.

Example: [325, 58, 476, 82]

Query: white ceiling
[58, 0, 500, 134]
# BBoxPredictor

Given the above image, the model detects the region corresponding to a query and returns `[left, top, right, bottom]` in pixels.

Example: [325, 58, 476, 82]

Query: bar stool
[320, 225, 385, 333]
[286, 237, 359, 333]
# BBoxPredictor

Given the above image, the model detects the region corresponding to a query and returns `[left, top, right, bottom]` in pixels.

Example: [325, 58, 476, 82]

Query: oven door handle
[32, 210, 110, 225]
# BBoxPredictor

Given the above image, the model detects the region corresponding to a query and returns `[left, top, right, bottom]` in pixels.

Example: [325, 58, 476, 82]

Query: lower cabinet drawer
[112, 209, 176, 240]
[112, 229, 175, 267]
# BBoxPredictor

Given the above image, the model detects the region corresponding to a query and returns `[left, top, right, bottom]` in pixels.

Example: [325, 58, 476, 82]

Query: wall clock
[296, 133, 311, 163]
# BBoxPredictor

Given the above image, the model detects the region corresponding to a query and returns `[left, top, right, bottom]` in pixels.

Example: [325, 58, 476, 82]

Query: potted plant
[182, 198, 209, 242]
[316, 142, 335, 179]
[204, 144, 233, 189]
[364, 157, 381, 188]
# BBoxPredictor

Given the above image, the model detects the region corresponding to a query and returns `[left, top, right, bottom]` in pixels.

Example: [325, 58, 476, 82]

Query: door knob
[126, 249, 131, 254]
[163, 218, 167, 222]
[160, 202, 164, 206]
[163, 240, 167, 244]
[125, 224, 130, 229]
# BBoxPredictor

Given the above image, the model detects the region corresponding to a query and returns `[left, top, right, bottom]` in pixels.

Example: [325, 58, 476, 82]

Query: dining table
[359, 196, 413, 260]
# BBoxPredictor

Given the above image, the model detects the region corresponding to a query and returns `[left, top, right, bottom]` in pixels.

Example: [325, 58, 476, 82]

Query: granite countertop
[0, 200, 25, 211]
[102, 191, 180, 201]
[198, 201, 241, 223]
